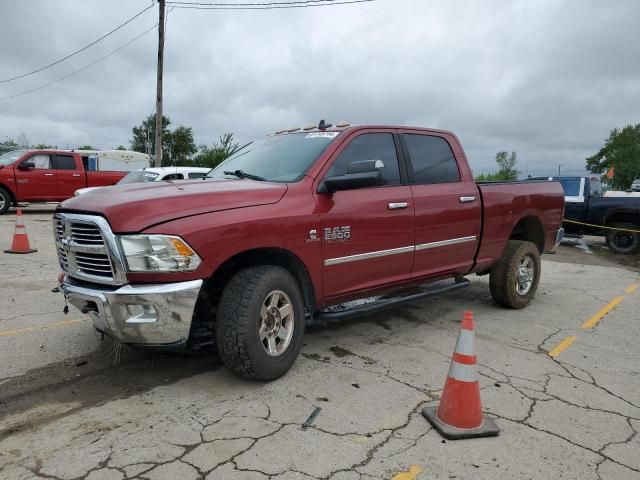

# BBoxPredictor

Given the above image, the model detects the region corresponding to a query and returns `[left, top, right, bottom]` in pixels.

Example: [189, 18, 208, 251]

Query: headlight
[118, 235, 202, 272]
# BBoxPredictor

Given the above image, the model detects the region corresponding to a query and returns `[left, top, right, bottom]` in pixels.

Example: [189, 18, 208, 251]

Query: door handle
[44, 173, 55, 176]
[459, 196, 476, 203]
[388, 202, 409, 210]
[72, 174, 81, 177]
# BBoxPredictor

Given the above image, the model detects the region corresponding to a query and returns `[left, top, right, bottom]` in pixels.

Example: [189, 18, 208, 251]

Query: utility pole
[558, 164, 562, 176]
[154, 0, 165, 168]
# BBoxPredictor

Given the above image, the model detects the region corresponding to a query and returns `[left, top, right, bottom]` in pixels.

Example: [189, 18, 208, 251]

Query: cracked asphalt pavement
[1, 209, 639, 479]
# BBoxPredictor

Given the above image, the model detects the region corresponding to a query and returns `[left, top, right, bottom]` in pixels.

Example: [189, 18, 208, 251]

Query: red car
[55, 123, 565, 380]
[0, 149, 127, 213]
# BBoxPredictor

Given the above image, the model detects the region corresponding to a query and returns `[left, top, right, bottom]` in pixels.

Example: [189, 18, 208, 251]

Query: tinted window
[162, 173, 183, 181]
[404, 134, 460, 184]
[28, 154, 51, 169]
[328, 133, 400, 186]
[53, 155, 76, 170]
[589, 179, 602, 197]
[188, 172, 207, 179]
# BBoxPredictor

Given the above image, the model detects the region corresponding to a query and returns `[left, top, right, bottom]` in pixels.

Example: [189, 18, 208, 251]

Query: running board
[313, 278, 471, 323]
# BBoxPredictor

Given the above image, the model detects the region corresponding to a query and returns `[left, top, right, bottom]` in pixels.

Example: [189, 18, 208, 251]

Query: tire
[216, 265, 305, 381]
[605, 223, 640, 254]
[0, 188, 11, 215]
[489, 240, 541, 309]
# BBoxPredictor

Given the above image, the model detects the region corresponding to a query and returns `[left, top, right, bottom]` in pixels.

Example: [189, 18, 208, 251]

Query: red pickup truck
[0, 149, 126, 214]
[55, 123, 565, 380]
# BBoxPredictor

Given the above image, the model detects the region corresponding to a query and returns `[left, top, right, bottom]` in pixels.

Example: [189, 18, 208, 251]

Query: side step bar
[313, 278, 471, 323]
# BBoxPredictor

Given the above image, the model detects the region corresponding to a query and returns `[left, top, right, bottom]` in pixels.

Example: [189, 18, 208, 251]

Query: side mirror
[18, 161, 35, 170]
[318, 160, 384, 194]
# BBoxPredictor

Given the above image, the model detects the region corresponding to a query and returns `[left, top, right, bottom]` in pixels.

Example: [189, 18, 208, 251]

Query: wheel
[489, 240, 541, 309]
[0, 188, 11, 214]
[216, 265, 305, 380]
[605, 223, 640, 254]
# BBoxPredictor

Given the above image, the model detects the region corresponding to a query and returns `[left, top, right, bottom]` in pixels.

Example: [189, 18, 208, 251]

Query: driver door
[315, 130, 414, 300]
[15, 153, 57, 201]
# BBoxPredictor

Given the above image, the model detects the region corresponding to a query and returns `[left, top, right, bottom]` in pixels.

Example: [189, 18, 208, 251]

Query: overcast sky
[1, 0, 639, 176]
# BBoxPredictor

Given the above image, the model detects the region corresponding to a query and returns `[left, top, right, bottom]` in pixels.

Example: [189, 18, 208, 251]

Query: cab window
[403, 134, 460, 184]
[27, 154, 52, 169]
[52, 155, 76, 170]
[327, 133, 401, 186]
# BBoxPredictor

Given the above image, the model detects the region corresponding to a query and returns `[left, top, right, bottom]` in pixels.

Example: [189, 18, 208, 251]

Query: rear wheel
[605, 223, 640, 254]
[0, 188, 11, 214]
[216, 265, 305, 380]
[489, 240, 541, 309]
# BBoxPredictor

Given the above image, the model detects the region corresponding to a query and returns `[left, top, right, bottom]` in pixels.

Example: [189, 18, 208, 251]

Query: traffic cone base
[423, 310, 499, 440]
[4, 209, 37, 254]
[422, 406, 499, 440]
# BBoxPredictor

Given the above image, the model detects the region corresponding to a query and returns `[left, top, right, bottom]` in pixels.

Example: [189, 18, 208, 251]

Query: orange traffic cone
[4, 209, 37, 254]
[422, 310, 499, 439]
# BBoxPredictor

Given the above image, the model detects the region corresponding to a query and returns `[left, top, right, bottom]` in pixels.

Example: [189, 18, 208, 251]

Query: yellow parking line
[625, 284, 638, 294]
[392, 465, 423, 480]
[0, 318, 84, 337]
[581, 296, 624, 329]
[548, 336, 577, 358]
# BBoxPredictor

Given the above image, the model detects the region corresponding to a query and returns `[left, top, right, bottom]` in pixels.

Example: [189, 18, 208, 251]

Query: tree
[586, 124, 640, 190]
[130, 116, 197, 165]
[34, 143, 54, 149]
[194, 133, 241, 169]
[495, 151, 518, 180]
[116, 145, 127, 150]
[130, 115, 172, 160]
[78, 145, 94, 150]
[475, 151, 518, 181]
[168, 126, 198, 164]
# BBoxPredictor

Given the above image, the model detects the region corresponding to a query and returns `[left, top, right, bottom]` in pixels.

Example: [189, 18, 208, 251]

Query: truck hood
[59, 179, 288, 232]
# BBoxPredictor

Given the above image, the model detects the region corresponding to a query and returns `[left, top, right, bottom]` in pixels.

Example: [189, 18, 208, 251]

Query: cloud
[1, 0, 638, 177]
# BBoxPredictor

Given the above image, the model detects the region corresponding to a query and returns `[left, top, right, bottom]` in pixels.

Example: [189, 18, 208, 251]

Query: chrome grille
[54, 215, 121, 284]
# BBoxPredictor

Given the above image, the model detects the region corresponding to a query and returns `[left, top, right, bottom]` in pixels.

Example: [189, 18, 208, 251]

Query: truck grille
[54, 216, 120, 283]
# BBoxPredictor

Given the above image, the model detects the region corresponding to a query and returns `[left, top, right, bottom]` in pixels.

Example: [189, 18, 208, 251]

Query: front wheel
[216, 265, 305, 381]
[0, 188, 11, 214]
[489, 240, 541, 309]
[605, 223, 640, 254]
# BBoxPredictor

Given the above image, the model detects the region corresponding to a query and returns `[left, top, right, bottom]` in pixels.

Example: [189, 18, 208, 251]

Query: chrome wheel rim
[0, 193, 5, 211]
[515, 256, 535, 295]
[259, 290, 294, 357]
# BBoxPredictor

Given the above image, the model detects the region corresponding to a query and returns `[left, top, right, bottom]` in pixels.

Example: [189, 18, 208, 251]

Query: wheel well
[188, 248, 316, 351]
[604, 210, 640, 226]
[509, 216, 545, 253]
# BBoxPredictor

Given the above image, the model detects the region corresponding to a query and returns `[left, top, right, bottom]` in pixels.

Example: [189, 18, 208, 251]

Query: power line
[0, 4, 155, 85]
[166, 0, 376, 10]
[168, 0, 354, 5]
[0, 24, 158, 101]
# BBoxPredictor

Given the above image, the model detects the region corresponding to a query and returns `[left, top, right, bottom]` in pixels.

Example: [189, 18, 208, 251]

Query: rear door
[14, 153, 56, 201]
[315, 130, 414, 299]
[53, 154, 85, 198]
[400, 131, 481, 278]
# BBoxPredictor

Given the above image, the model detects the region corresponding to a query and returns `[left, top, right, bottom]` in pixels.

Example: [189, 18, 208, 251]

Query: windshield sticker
[305, 132, 339, 139]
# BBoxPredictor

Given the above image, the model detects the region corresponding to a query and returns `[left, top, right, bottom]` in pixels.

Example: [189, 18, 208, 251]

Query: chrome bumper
[60, 276, 203, 346]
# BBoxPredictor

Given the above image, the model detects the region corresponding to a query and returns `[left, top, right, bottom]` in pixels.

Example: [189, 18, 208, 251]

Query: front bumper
[60, 275, 203, 346]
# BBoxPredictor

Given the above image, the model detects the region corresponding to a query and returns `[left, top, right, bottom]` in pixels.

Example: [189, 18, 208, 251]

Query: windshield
[557, 178, 581, 196]
[117, 170, 159, 185]
[207, 132, 337, 182]
[0, 150, 26, 166]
